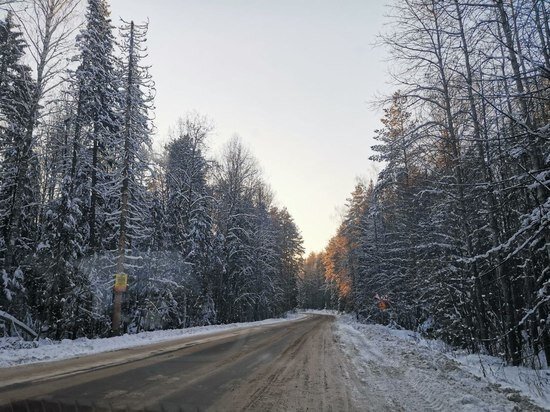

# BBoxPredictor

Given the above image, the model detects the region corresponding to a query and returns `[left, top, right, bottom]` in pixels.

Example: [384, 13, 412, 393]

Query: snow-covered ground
[336, 314, 550, 411]
[299, 308, 340, 316]
[0, 313, 305, 368]
[3, 310, 549, 411]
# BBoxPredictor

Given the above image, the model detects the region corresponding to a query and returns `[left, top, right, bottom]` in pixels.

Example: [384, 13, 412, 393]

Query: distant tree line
[318, 0, 549, 368]
[0, 0, 303, 339]
[297, 252, 335, 310]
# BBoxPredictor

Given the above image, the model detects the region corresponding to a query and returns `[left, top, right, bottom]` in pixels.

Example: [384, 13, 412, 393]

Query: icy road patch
[335, 315, 549, 411]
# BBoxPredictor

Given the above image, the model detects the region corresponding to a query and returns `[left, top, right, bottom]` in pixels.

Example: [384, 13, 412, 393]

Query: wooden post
[112, 273, 128, 334]
[112, 290, 122, 334]
[112, 21, 135, 336]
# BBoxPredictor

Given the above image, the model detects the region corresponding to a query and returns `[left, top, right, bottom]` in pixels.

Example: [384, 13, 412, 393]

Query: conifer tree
[0, 13, 38, 320]
[163, 116, 216, 326]
[72, 0, 121, 253]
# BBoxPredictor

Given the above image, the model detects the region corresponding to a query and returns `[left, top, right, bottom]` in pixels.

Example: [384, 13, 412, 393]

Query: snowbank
[336, 314, 550, 410]
[0, 313, 305, 368]
[299, 308, 341, 316]
[455, 353, 550, 410]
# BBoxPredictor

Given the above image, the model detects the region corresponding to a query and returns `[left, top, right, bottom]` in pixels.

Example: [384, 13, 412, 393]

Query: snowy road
[0, 315, 352, 411]
[0, 314, 546, 411]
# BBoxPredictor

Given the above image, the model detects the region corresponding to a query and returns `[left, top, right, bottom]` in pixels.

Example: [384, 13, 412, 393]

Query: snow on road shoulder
[381, 323, 550, 410]
[455, 352, 550, 410]
[0, 313, 305, 368]
[299, 308, 340, 316]
[335, 314, 548, 411]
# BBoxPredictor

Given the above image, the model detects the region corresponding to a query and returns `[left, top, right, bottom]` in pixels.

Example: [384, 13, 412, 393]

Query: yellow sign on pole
[114, 273, 128, 292]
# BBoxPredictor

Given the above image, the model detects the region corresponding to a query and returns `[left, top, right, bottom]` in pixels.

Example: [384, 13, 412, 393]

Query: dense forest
[0, 0, 304, 339]
[316, 0, 550, 368]
[1, 0, 549, 373]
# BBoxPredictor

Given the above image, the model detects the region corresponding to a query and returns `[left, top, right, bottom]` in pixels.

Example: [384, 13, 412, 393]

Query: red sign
[375, 294, 391, 311]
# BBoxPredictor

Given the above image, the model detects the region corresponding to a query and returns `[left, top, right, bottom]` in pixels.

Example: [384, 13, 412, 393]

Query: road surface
[0, 314, 355, 411]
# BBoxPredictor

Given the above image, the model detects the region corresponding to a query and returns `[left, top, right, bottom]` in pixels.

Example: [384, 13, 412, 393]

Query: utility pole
[112, 20, 136, 335]
[112, 263, 128, 333]
[112, 281, 124, 334]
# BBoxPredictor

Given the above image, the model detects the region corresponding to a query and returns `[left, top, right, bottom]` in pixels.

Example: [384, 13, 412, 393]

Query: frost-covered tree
[163, 115, 217, 326]
[72, 0, 121, 252]
[0, 13, 38, 321]
[0, 0, 307, 340]
[107, 19, 155, 333]
[31, 0, 122, 338]
[271, 207, 304, 313]
[212, 137, 260, 323]
[325, 0, 549, 368]
[298, 252, 333, 310]
[115, 20, 154, 278]
[212, 138, 304, 323]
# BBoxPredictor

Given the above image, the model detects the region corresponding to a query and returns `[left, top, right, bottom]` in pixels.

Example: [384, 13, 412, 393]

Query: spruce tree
[0, 13, 38, 321]
[73, 0, 122, 253]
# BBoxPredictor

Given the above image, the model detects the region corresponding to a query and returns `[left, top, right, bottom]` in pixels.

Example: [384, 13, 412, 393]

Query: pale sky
[110, 0, 391, 254]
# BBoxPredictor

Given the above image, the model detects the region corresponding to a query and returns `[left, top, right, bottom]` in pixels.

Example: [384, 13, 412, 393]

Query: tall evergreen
[73, 0, 121, 253]
[0, 13, 38, 321]
[116, 20, 154, 277]
[162, 116, 216, 327]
